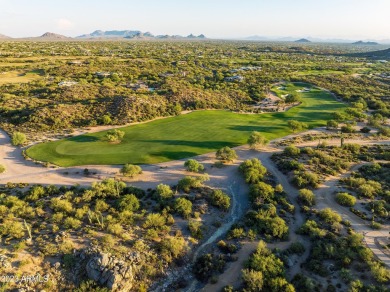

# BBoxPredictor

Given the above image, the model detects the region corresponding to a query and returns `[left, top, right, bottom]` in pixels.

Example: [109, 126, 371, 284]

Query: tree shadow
[68, 135, 100, 143]
[139, 140, 238, 149]
[149, 150, 201, 160]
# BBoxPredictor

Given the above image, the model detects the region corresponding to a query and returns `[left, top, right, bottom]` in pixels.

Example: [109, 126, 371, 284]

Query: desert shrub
[63, 217, 82, 229]
[318, 208, 342, 224]
[239, 158, 267, 183]
[105, 129, 125, 142]
[177, 175, 209, 193]
[287, 242, 306, 255]
[188, 220, 203, 239]
[216, 146, 237, 163]
[156, 184, 174, 199]
[143, 213, 166, 229]
[284, 145, 301, 156]
[184, 159, 204, 172]
[0, 219, 25, 239]
[12, 132, 27, 146]
[117, 194, 140, 211]
[249, 182, 275, 204]
[120, 164, 142, 177]
[175, 197, 192, 218]
[242, 269, 264, 291]
[336, 192, 356, 207]
[248, 131, 269, 150]
[50, 198, 73, 214]
[209, 189, 230, 211]
[298, 189, 316, 206]
[228, 227, 246, 239]
[160, 235, 188, 261]
[107, 223, 124, 236]
[293, 171, 320, 188]
[288, 120, 308, 132]
[0, 164, 5, 174]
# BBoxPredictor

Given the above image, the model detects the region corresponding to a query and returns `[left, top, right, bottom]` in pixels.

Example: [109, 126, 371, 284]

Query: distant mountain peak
[40, 32, 70, 39]
[352, 40, 379, 45]
[295, 38, 311, 43]
[0, 33, 11, 39]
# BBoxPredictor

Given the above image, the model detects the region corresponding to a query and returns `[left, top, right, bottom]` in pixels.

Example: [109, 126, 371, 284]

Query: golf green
[26, 83, 346, 166]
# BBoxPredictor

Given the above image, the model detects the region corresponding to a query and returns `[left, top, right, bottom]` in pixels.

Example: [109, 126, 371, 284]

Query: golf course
[26, 83, 346, 166]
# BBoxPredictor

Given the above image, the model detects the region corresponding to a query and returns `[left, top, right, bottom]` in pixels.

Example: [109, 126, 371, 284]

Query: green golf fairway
[26, 83, 346, 166]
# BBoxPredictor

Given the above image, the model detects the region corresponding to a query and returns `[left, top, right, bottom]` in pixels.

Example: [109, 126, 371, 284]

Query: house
[127, 82, 151, 91]
[58, 81, 78, 87]
[95, 72, 112, 78]
[224, 75, 244, 82]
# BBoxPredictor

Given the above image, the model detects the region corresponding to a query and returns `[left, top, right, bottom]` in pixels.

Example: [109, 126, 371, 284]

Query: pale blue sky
[1, 0, 389, 40]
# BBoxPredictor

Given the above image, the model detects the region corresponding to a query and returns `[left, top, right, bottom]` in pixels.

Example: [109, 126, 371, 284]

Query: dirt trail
[202, 150, 310, 291]
[314, 163, 390, 268]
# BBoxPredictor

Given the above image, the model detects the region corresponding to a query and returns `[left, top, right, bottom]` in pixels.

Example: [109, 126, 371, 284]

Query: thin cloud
[57, 18, 74, 30]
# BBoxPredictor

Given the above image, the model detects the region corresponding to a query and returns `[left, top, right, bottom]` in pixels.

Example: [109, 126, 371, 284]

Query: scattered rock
[0, 254, 11, 268]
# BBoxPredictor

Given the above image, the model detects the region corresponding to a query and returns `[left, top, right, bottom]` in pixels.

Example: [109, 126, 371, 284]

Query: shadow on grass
[68, 136, 100, 143]
[227, 125, 286, 133]
[149, 150, 201, 161]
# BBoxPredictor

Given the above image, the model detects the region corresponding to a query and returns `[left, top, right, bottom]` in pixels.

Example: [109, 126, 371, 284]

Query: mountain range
[245, 35, 389, 44]
[0, 30, 389, 44]
[77, 30, 206, 39]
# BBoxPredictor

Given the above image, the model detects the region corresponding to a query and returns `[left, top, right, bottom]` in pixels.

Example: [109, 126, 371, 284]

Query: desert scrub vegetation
[238, 158, 291, 240]
[338, 162, 390, 224]
[0, 174, 234, 291]
[296, 208, 390, 289]
[272, 144, 389, 189]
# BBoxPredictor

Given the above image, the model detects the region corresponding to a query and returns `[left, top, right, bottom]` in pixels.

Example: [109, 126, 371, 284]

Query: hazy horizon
[1, 0, 389, 41]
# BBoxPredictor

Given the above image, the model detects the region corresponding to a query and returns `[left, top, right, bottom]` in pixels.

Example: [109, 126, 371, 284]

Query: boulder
[84, 250, 133, 291]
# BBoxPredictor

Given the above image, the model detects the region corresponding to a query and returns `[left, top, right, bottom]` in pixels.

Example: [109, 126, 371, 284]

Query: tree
[188, 220, 203, 239]
[120, 164, 142, 177]
[285, 92, 300, 103]
[178, 175, 209, 193]
[12, 132, 27, 146]
[216, 146, 237, 163]
[247, 131, 269, 150]
[288, 120, 308, 133]
[250, 182, 275, 204]
[210, 189, 231, 211]
[298, 189, 316, 206]
[175, 197, 192, 218]
[0, 164, 5, 174]
[242, 269, 264, 291]
[156, 184, 173, 199]
[160, 236, 188, 262]
[105, 129, 125, 142]
[184, 159, 204, 172]
[335, 192, 356, 207]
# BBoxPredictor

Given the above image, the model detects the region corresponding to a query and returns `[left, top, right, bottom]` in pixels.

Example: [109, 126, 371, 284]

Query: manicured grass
[27, 83, 346, 166]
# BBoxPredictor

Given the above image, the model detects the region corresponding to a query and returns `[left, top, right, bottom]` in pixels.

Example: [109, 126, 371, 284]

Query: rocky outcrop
[73, 247, 140, 291]
[86, 252, 133, 291]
